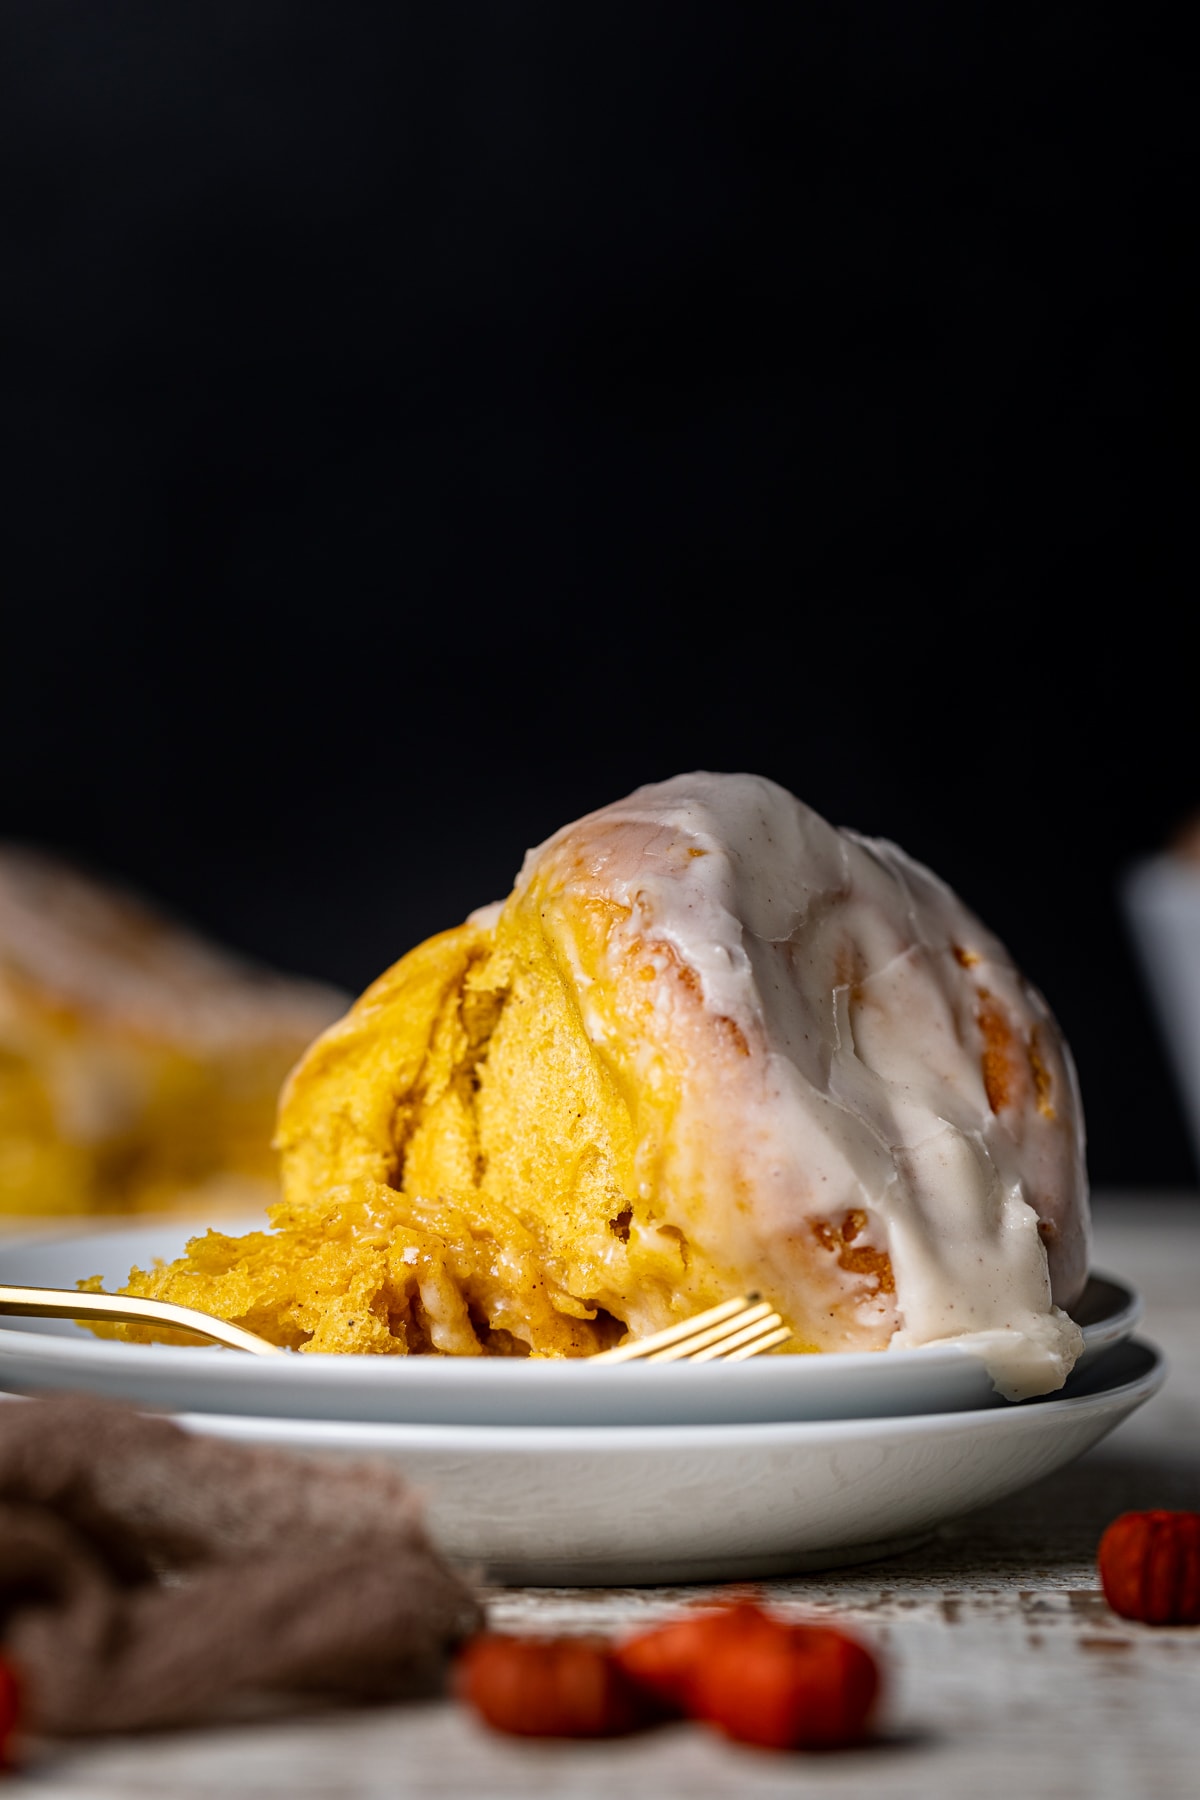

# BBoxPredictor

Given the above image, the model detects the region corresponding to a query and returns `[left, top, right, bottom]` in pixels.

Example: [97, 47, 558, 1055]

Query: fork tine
[645, 1301, 776, 1362]
[686, 1311, 785, 1362]
[695, 1320, 792, 1363]
[588, 1294, 759, 1364]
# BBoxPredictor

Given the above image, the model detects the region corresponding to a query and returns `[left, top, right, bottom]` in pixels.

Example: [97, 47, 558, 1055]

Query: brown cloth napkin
[0, 1394, 484, 1735]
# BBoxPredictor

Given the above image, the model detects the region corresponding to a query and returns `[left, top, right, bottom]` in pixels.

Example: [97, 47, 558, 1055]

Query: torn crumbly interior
[87, 773, 1091, 1396]
[87, 914, 763, 1358]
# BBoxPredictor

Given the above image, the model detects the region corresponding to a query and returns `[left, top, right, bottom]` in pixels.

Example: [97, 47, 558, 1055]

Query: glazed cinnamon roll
[104, 773, 1089, 1397]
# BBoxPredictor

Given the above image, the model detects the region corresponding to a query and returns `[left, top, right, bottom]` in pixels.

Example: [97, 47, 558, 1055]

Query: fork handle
[0, 1283, 286, 1355]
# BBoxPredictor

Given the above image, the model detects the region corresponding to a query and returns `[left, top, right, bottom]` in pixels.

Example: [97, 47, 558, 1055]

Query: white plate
[162, 1337, 1164, 1584]
[0, 1219, 1141, 1426]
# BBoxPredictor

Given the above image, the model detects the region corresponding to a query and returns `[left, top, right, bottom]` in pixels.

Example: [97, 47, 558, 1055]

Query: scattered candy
[458, 1601, 882, 1752]
[456, 1633, 659, 1738]
[0, 1658, 21, 1771]
[1098, 1510, 1200, 1625]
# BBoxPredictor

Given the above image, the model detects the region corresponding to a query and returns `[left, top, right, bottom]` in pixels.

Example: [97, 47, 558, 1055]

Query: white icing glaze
[512, 772, 1089, 1398]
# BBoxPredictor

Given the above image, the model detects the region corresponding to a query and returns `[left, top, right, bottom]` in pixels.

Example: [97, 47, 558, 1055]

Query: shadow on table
[864, 1436, 1199, 1584]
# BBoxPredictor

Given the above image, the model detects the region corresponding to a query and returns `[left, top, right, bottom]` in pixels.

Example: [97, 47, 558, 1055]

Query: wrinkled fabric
[0, 1394, 483, 1734]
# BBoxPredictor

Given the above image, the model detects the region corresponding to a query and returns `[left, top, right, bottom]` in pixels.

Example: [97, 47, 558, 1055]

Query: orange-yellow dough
[101, 773, 1091, 1396]
[0, 846, 346, 1217]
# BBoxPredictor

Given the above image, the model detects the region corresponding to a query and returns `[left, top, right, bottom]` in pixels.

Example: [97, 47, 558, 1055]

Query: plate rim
[0, 1257, 1140, 1381]
[165, 1335, 1165, 1451]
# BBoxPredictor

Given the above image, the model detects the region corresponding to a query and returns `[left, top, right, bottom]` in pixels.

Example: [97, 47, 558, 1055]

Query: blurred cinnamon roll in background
[0, 846, 346, 1219]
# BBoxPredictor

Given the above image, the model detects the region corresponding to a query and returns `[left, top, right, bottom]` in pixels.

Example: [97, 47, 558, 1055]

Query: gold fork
[0, 1284, 789, 1362]
[0, 1283, 285, 1355]
[589, 1294, 792, 1363]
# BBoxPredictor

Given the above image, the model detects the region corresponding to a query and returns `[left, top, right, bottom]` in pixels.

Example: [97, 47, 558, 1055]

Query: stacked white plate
[0, 1219, 1162, 1585]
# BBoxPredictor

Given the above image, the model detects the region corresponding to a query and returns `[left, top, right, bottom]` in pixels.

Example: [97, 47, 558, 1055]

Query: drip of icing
[513, 771, 1089, 1398]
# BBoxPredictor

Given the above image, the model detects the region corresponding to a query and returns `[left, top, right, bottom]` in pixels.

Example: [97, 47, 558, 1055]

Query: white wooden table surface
[4, 1190, 1199, 1799]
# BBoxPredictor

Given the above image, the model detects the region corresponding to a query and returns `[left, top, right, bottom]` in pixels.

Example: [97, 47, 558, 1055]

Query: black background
[2, 5, 1194, 1188]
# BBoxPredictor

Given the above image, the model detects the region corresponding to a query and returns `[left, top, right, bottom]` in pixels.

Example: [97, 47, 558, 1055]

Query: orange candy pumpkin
[1098, 1511, 1200, 1625]
[0, 1658, 21, 1770]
